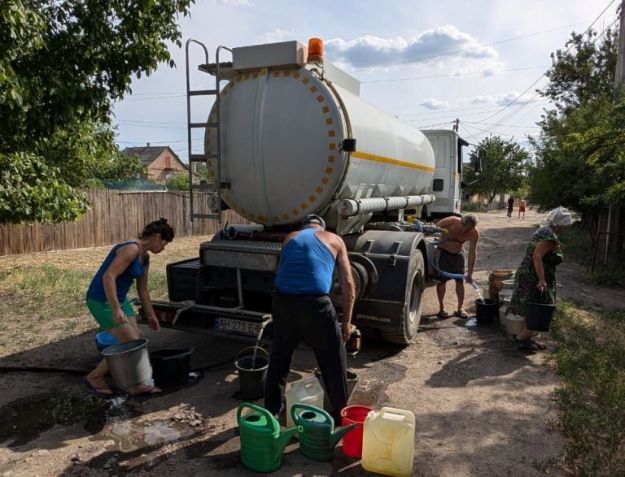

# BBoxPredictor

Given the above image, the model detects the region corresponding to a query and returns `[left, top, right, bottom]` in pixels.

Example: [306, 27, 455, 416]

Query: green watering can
[237, 403, 299, 473]
[291, 403, 358, 462]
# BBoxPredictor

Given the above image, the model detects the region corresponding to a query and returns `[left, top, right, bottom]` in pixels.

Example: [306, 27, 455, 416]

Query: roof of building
[122, 145, 187, 169]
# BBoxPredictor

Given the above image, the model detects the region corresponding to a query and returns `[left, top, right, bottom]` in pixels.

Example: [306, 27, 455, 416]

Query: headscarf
[545, 207, 572, 227]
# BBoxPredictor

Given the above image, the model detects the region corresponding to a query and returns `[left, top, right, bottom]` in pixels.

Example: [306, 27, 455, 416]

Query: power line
[470, 0, 618, 125]
[361, 65, 548, 84]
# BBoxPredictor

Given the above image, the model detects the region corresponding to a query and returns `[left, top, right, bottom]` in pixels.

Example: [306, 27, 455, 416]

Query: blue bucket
[95, 331, 119, 352]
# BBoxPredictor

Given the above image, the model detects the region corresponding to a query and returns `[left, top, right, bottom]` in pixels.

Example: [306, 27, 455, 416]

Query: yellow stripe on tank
[351, 151, 435, 172]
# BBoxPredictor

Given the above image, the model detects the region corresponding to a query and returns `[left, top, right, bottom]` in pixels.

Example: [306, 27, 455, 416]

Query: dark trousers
[264, 293, 348, 422]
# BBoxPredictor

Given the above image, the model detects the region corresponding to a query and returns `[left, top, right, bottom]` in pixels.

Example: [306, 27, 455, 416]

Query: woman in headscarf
[510, 207, 573, 350]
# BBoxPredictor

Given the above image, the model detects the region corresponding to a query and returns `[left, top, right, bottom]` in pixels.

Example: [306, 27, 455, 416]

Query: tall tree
[464, 136, 530, 203]
[0, 0, 194, 223]
[528, 26, 624, 216]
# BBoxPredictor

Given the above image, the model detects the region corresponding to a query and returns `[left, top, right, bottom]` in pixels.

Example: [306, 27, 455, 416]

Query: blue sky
[112, 0, 619, 161]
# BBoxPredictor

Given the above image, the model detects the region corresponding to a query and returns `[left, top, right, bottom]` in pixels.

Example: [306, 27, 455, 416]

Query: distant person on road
[510, 207, 572, 351]
[518, 198, 527, 219]
[507, 196, 514, 218]
[265, 214, 356, 423]
[434, 214, 480, 319]
[85, 218, 174, 396]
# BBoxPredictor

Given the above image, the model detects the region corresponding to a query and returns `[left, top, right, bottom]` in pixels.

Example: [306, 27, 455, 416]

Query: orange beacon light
[307, 38, 324, 63]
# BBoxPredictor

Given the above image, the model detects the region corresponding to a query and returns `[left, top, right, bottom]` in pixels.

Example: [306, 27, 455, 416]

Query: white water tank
[206, 41, 435, 228]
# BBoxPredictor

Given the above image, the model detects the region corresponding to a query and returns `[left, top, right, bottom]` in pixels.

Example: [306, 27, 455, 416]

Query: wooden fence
[0, 189, 248, 256]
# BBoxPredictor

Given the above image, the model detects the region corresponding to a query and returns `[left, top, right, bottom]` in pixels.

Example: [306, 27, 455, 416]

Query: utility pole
[605, 0, 625, 263]
[453, 118, 459, 132]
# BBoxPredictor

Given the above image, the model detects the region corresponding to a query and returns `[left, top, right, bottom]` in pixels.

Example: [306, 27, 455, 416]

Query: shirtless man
[435, 214, 480, 318]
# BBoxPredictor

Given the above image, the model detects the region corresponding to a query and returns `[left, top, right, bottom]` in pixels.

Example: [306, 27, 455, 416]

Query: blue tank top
[86, 241, 146, 303]
[275, 228, 336, 294]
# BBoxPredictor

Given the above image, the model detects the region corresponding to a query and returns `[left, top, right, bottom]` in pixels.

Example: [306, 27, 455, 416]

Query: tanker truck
[149, 39, 477, 345]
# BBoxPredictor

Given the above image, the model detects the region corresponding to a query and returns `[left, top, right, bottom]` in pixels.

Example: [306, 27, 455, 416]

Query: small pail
[150, 348, 194, 388]
[475, 298, 498, 323]
[526, 302, 556, 331]
[235, 346, 269, 400]
[101, 339, 152, 390]
[341, 405, 372, 458]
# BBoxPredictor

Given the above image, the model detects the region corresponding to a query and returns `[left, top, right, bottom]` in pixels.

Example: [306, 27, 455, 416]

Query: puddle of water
[0, 393, 110, 447]
[98, 420, 183, 452]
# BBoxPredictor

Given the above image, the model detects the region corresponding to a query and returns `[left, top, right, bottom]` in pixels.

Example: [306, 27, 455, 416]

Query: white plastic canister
[362, 407, 415, 477]
[285, 376, 325, 428]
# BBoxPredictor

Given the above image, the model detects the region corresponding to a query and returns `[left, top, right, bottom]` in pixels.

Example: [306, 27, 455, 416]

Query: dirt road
[1, 210, 622, 476]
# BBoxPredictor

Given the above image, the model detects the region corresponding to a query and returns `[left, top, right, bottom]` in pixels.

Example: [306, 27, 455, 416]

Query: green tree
[528, 27, 624, 216]
[166, 172, 190, 191]
[464, 136, 530, 203]
[0, 0, 194, 223]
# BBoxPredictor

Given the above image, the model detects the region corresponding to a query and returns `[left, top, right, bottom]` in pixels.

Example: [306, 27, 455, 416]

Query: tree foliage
[0, 0, 194, 223]
[528, 26, 625, 215]
[464, 136, 530, 202]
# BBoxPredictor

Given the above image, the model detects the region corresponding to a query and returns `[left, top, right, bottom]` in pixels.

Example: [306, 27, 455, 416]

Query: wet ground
[1, 210, 623, 476]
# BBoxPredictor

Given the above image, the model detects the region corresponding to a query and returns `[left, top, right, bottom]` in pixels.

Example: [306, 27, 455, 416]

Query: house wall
[148, 150, 187, 182]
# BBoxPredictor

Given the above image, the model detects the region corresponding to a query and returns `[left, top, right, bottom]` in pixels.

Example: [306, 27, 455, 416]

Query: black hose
[0, 365, 90, 375]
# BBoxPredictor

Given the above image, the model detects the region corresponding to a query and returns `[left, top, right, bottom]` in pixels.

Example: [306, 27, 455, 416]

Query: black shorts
[437, 249, 465, 282]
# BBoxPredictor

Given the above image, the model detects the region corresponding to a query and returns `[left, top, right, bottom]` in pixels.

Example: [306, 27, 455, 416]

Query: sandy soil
[0, 210, 623, 477]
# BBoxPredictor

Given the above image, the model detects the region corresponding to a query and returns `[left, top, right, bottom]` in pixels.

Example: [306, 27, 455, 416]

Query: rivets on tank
[316, 186, 324, 194]
[308, 195, 316, 202]
[310, 86, 318, 93]
[272, 71, 280, 77]
[325, 167, 333, 174]
[325, 118, 334, 125]
[329, 143, 336, 150]
[283, 214, 289, 220]
[300, 203, 308, 210]
[328, 130, 336, 137]
[242, 74, 249, 80]
[292, 208, 299, 215]
[316, 95, 324, 103]
[283, 71, 291, 77]
[293, 71, 300, 79]
[322, 106, 329, 113]
[321, 177, 329, 185]
[302, 77, 310, 85]
[328, 155, 335, 162]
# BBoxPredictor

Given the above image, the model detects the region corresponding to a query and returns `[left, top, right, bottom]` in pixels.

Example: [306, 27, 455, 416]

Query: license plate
[215, 317, 262, 336]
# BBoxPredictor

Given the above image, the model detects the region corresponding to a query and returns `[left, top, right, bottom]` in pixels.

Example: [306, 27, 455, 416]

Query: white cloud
[325, 25, 497, 69]
[470, 92, 534, 105]
[208, 0, 251, 5]
[260, 28, 296, 44]
[420, 98, 449, 110]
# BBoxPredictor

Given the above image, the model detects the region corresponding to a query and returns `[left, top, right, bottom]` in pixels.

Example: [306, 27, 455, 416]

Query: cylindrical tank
[205, 67, 435, 227]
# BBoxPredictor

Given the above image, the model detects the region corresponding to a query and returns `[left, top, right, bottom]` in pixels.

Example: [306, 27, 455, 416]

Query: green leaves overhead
[529, 25, 625, 214]
[0, 0, 194, 223]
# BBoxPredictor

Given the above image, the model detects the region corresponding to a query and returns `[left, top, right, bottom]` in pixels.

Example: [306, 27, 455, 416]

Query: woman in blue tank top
[85, 218, 174, 397]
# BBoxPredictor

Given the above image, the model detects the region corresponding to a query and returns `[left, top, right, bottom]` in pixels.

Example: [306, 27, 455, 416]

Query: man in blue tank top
[265, 214, 356, 423]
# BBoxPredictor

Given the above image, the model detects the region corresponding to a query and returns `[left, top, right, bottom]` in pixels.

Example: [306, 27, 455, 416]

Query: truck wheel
[381, 249, 425, 345]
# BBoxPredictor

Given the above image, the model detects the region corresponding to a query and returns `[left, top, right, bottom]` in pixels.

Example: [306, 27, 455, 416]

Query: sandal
[128, 385, 162, 398]
[517, 339, 547, 351]
[85, 378, 114, 397]
[453, 309, 469, 319]
[437, 309, 449, 318]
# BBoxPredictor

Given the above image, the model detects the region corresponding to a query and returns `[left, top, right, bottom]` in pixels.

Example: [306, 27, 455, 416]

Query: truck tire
[381, 249, 425, 345]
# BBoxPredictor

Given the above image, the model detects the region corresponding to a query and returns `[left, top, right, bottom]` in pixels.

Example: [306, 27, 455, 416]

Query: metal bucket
[102, 339, 152, 390]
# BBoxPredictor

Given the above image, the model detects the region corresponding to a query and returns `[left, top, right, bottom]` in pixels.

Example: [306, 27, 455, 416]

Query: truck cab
[421, 130, 469, 217]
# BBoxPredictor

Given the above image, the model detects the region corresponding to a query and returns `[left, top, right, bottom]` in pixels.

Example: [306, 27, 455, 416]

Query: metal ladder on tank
[184, 39, 232, 221]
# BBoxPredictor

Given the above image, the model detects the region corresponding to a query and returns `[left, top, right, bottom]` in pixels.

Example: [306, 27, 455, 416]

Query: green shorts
[86, 298, 135, 330]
